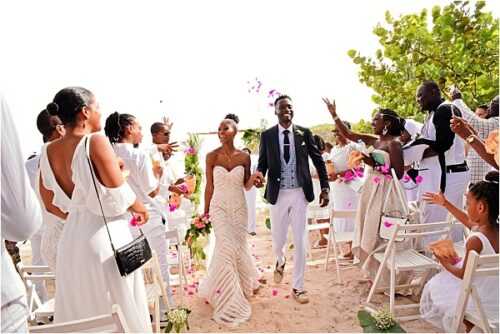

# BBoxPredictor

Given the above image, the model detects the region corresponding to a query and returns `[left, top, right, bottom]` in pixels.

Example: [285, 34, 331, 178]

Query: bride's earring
[382, 126, 388, 136]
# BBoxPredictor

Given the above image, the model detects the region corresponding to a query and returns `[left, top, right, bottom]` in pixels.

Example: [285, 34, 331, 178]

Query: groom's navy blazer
[257, 124, 329, 205]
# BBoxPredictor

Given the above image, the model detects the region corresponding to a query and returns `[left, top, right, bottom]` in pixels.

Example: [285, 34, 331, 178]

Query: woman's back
[46, 136, 82, 198]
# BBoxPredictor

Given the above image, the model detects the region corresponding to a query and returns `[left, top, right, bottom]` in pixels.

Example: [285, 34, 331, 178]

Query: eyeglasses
[163, 132, 170, 136]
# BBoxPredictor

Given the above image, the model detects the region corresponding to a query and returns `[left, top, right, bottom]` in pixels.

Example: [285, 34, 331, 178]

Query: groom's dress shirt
[278, 124, 299, 189]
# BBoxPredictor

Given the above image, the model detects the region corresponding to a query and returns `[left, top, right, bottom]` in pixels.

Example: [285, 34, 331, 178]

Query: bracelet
[332, 115, 339, 121]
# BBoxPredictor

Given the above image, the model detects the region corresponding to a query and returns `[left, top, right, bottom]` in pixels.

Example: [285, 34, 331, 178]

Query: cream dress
[199, 165, 260, 326]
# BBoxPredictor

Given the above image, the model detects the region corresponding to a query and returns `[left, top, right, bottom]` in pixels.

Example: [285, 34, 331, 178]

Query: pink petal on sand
[272, 289, 278, 296]
[188, 291, 194, 296]
[383, 221, 393, 228]
[284, 295, 290, 299]
[415, 175, 424, 184]
[347, 202, 352, 208]
[373, 176, 381, 184]
[205, 300, 209, 305]
[216, 289, 221, 294]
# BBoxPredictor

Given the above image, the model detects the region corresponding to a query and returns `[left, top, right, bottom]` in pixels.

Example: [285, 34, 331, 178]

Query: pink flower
[169, 203, 178, 212]
[383, 221, 393, 228]
[268, 102, 274, 107]
[343, 170, 354, 182]
[354, 167, 364, 178]
[194, 221, 206, 229]
[184, 147, 196, 156]
[415, 175, 424, 184]
[380, 163, 390, 174]
[402, 174, 411, 183]
[271, 288, 278, 296]
[385, 174, 392, 181]
[373, 176, 381, 184]
[129, 216, 138, 227]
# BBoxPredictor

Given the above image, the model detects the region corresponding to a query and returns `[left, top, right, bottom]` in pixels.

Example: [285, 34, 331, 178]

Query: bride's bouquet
[164, 307, 192, 333]
[184, 214, 212, 267]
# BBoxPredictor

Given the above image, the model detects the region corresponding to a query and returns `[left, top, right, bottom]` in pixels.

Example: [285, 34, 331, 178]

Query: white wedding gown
[199, 165, 259, 326]
[47, 134, 152, 332]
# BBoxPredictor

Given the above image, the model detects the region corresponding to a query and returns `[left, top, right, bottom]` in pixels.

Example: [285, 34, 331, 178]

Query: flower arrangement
[163, 307, 191, 333]
[184, 133, 203, 209]
[357, 309, 405, 333]
[185, 214, 212, 267]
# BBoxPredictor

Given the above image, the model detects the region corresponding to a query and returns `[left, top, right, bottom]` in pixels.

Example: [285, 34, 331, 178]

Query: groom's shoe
[292, 289, 310, 304]
[273, 260, 286, 284]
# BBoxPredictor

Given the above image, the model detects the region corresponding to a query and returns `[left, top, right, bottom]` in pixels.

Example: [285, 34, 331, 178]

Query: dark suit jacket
[257, 124, 329, 205]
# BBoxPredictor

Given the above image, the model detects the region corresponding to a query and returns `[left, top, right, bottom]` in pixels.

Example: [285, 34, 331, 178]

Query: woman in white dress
[327, 123, 361, 256]
[104, 111, 174, 307]
[199, 117, 261, 326]
[39, 87, 152, 332]
[420, 171, 499, 332]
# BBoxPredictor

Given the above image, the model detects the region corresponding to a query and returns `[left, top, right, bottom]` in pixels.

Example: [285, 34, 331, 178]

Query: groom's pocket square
[301, 142, 306, 146]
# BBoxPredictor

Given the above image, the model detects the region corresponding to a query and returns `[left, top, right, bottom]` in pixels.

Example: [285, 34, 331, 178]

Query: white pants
[1, 296, 28, 333]
[245, 187, 257, 234]
[418, 157, 470, 243]
[270, 188, 308, 291]
[30, 229, 48, 303]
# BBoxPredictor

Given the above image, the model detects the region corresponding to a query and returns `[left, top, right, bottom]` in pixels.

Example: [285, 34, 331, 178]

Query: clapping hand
[162, 116, 174, 130]
[450, 116, 476, 139]
[157, 142, 179, 155]
[322, 97, 337, 119]
[422, 192, 447, 206]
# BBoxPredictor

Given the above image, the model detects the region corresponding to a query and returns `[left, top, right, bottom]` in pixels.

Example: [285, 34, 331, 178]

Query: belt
[446, 162, 468, 173]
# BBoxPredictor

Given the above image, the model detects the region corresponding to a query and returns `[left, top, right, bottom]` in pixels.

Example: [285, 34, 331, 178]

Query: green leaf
[265, 218, 271, 230]
[347, 49, 357, 58]
[357, 310, 375, 327]
[164, 322, 173, 333]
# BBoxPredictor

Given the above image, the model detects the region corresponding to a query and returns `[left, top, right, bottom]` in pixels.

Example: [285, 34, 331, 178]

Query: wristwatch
[321, 187, 330, 194]
[466, 135, 476, 144]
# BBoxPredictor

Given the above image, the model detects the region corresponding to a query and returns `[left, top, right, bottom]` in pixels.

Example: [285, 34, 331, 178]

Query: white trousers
[30, 229, 48, 303]
[270, 188, 308, 291]
[418, 157, 470, 243]
[245, 187, 257, 234]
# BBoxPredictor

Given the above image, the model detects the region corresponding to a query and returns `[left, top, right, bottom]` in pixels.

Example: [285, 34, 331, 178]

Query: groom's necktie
[283, 129, 290, 163]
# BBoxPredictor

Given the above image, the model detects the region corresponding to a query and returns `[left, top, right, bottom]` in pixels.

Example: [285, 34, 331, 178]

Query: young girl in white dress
[40, 87, 152, 332]
[421, 171, 499, 332]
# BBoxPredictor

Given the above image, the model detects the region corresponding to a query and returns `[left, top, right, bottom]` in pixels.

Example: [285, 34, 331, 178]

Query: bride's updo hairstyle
[379, 109, 405, 136]
[223, 113, 239, 131]
[46, 87, 94, 125]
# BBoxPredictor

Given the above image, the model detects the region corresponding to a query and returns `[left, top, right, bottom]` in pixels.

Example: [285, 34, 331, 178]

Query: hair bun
[46, 102, 59, 115]
[224, 113, 240, 124]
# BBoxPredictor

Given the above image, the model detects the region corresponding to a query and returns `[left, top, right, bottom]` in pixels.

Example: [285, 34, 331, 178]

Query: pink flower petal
[205, 300, 209, 304]
[402, 174, 411, 183]
[373, 176, 381, 184]
[347, 202, 352, 208]
[385, 174, 392, 181]
[129, 216, 138, 227]
[271, 288, 278, 296]
[284, 295, 290, 299]
[216, 289, 221, 294]
[415, 175, 424, 184]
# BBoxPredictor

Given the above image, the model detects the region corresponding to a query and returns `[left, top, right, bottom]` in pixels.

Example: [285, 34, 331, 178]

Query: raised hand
[157, 142, 179, 155]
[322, 97, 337, 118]
[422, 192, 447, 206]
[450, 116, 475, 139]
[162, 116, 174, 130]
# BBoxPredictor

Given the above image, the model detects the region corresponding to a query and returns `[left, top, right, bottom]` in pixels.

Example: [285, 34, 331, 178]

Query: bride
[199, 116, 262, 326]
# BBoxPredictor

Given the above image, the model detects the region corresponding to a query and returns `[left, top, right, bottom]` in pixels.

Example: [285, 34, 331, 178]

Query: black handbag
[85, 137, 152, 277]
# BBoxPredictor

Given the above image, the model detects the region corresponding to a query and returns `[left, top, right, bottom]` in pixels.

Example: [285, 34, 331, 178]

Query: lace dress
[49, 134, 152, 332]
[199, 165, 260, 326]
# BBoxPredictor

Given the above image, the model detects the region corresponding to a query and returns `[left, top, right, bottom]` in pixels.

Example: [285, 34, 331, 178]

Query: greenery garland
[184, 133, 203, 210]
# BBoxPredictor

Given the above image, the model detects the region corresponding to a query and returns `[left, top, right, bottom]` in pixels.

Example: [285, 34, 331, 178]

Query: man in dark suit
[255, 95, 329, 304]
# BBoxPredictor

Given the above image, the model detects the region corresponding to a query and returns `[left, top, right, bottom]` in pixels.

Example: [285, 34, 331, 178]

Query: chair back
[451, 251, 500, 333]
[29, 304, 130, 333]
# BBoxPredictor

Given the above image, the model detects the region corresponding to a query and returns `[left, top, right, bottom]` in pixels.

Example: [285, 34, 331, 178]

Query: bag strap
[381, 168, 409, 216]
[85, 136, 117, 253]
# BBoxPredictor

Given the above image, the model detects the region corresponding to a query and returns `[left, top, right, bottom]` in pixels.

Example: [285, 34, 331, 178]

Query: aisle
[179, 210, 439, 333]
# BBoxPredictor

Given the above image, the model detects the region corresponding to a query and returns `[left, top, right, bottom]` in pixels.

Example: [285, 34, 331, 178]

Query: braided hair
[104, 112, 135, 144]
[469, 171, 499, 228]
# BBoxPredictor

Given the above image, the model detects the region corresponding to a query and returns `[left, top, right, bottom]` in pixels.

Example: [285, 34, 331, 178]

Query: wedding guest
[41, 87, 152, 332]
[1, 94, 43, 333]
[451, 90, 499, 183]
[323, 98, 406, 279]
[420, 171, 499, 332]
[24, 110, 65, 302]
[105, 112, 174, 308]
[327, 123, 362, 256]
[310, 134, 330, 249]
[414, 80, 470, 242]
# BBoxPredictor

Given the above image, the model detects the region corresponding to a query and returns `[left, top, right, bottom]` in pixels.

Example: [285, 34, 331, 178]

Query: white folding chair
[306, 203, 331, 259]
[451, 251, 499, 333]
[165, 229, 188, 287]
[324, 209, 357, 283]
[28, 304, 130, 333]
[143, 251, 171, 333]
[365, 221, 452, 320]
[16, 263, 55, 324]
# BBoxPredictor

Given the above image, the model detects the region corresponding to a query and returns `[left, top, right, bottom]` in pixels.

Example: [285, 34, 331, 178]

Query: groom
[255, 95, 330, 304]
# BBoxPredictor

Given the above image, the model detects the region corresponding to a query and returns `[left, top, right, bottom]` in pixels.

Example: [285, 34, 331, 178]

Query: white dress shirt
[1, 94, 43, 306]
